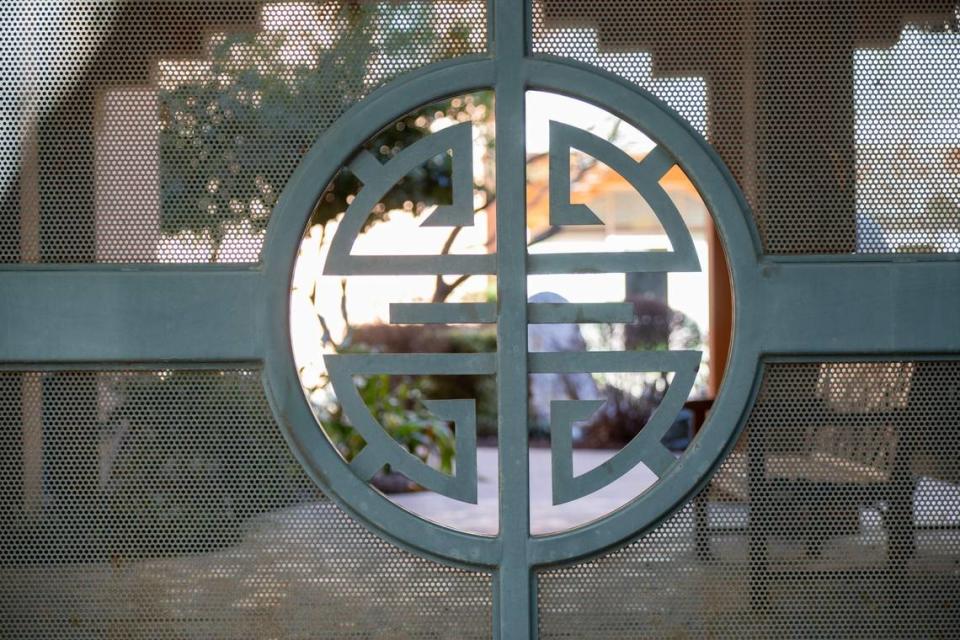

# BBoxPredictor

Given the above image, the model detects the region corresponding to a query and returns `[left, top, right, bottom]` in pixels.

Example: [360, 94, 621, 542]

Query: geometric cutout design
[543, 121, 701, 274]
[326, 355, 479, 503]
[549, 350, 700, 504]
[325, 122, 493, 276]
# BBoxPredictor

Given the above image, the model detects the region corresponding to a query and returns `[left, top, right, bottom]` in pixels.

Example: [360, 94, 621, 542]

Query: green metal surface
[547, 351, 695, 501]
[325, 122, 484, 275]
[2, 1, 960, 638]
[4, 261, 959, 363]
[547, 121, 700, 272]
[0, 266, 263, 362]
[492, 7, 534, 635]
[341, 394, 479, 503]
[261, 3, 762, 634]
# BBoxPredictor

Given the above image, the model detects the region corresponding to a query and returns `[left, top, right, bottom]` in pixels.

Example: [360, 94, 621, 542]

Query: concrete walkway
[392, 446, 659, 535]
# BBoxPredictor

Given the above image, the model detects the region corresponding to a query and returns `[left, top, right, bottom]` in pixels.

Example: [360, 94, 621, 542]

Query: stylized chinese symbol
[322, 110, 701, 511]
[263, 33, 756, 640]
[268, 53, 754, 564]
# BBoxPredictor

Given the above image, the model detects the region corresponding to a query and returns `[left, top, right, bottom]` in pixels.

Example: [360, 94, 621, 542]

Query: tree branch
[338, 278, 353, 349]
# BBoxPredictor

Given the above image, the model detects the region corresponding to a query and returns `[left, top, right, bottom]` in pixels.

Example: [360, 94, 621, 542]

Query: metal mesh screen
[532, 0, 960, 254]
[538, 360, 960, 638]
[0, 370, 492, 639]
[2, 0, 487, 264]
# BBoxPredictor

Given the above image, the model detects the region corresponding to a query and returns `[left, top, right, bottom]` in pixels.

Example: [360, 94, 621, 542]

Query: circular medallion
[262, 58, 758, 569]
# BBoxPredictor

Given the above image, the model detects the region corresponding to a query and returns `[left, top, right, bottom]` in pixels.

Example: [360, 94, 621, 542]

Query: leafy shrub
[317, 372, 455, 492]
[340, 324, 498, 437]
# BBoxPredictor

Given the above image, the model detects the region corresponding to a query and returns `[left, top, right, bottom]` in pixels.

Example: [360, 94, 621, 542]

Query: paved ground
[5, 448, 959, 638]
[391, 447, 659, 535]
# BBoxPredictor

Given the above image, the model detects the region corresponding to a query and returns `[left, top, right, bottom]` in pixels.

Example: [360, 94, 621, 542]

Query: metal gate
[2, 1, 959, 638]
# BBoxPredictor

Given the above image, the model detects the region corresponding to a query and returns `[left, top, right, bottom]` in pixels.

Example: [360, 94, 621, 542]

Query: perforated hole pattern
[532, 0, 960, 253]
[5, 1, 960, 261]
[0, 370, 492, 639]
[538, 361, 960, 638]
[2, 0, 486, 263]
[5, 364, 958, 637]
[4, 2, 960, 638]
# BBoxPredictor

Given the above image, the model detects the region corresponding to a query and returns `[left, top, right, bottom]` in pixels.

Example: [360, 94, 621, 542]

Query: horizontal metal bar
[529, 350, 701, 374]
[388, 302, 635, 324]
[323, 352, 496, 375]
[527, 302, 635, 324]
[390, 302, 497, 324]
[528, 250, 699, 274]
[756, 260, 960, 354]
[0, 266, 263, 363]
[3, 259, 957, 365]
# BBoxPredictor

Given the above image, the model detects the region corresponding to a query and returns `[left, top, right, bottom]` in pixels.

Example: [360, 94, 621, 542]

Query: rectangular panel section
[532, 0, 960, 254]
[0, 267, 262, 362]
[0, 368, 492, 638]
[1, 0, 487, 263]
[390, 302, 498, 324]
[538, 360, 960, 638]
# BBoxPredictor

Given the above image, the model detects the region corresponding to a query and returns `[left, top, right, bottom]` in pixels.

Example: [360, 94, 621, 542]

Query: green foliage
[158, 19, 365, 250]
[342, 324, 498, 437]
[157, 3, 491, 257]
[308, 325, 498, 484]
[317, 371, 457, 476]
[346, 91, 493, 227]
[433, 330, 498, 437]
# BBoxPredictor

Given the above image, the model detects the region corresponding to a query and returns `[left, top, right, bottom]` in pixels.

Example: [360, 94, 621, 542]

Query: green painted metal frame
[2, 1, 960, 638]
[548, 351, 701, 501]
[326, 121, 486, 275]
[3, 260, 958, 362]
[546, 121, 700, 272]
[343, 395, 479, 503]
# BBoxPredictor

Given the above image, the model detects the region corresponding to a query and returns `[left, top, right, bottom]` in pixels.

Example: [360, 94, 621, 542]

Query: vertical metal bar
[19, 42, 43, 518]
[708, 0, 753, 398]
[747, 416, 769, 611]
[493, 1, 533, 638]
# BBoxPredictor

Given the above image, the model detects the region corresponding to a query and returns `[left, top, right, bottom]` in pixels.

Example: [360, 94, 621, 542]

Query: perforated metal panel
[2, 0, 486, 263]
[0, 370, 492, 639]
[3, 2, 960, 638]
[532, 0, 960, 253]
[538, 360, 960, 638]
